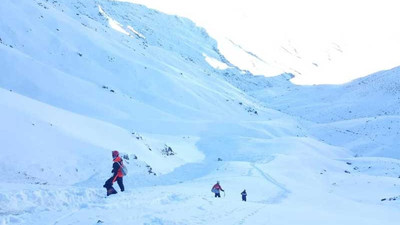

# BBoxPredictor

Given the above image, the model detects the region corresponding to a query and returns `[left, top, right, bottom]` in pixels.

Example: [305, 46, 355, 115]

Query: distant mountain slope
[257, 66, 400, 123]
[235, 66, 400, 158]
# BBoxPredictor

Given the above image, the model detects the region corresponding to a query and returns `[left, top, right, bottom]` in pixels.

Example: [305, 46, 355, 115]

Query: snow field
[0, 0, 399, 224]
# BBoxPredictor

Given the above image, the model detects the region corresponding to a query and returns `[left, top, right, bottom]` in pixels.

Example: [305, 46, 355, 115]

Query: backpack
[117, 161, 128, 176]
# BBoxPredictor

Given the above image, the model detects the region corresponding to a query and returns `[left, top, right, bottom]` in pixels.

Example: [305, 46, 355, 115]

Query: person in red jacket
[103, 150, 125, 196]
[211, 181, 224, 198]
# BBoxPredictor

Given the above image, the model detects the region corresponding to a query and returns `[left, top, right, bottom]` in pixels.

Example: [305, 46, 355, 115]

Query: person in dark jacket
[241, 189, 247, 201]
[103, 150, 125, 196]
[211, 181, 224, 198]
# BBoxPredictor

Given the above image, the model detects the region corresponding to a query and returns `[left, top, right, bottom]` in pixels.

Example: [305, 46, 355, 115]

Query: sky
[123, 0, 400, 85]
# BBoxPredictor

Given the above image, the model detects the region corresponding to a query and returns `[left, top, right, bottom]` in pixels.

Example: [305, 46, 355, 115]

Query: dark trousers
[104, 175, 124, 192]
[242, 195, 247, 201]
[215, 193, 221, 198]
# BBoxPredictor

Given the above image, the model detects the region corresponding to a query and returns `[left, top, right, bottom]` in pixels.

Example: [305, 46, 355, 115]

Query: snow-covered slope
[0, 0, 291, 180]
[240, 66, 400, 159]
[0, 0, 302, 204]
[0, 0, 399, 224]
[249, 66, 400, 122]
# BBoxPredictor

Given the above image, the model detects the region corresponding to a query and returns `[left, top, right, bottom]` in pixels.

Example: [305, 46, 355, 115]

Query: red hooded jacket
[212, 183, 224, 191]
[112, 156, 123, 182]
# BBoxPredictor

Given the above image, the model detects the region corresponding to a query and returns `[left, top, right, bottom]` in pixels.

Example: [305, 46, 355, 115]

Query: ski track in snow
[250, 163, 290, 204]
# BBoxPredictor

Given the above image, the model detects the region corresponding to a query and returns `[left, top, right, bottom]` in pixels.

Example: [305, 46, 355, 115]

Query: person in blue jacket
[241, 189, 247, 201]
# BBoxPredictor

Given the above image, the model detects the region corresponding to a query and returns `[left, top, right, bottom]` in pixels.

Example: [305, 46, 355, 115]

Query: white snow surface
[0, 0, 399, 224]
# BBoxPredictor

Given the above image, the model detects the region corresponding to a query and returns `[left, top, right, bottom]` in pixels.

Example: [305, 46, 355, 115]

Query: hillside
[238, 67, 400, 159]
[1, 0, 298, 182]
[0, 0, 399, 224]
